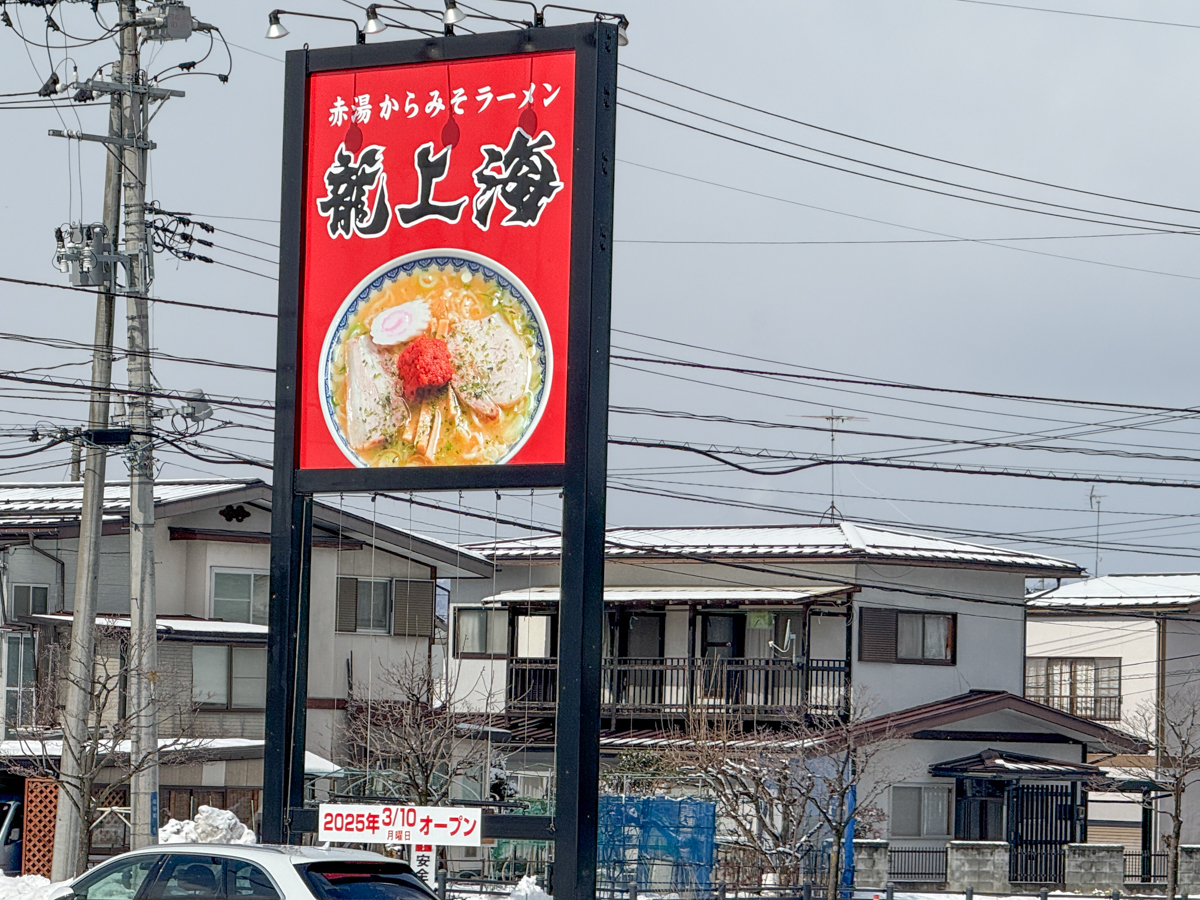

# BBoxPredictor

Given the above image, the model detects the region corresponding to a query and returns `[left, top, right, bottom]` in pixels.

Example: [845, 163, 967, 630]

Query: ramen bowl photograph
[319, 250, 551, 467]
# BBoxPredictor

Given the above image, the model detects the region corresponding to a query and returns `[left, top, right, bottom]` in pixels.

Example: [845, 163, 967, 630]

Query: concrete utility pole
[47, 0, 200, 870]
[50, 54, 124, 885]
[120, 0, 160, 851]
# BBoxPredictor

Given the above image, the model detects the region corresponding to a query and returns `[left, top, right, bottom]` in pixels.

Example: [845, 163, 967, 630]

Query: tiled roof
[473, 522, 1080, 574]
[481, 584, 851, 605]
[0, 479, 264, 526]
[1028, 574, 1200, 610]
[930, 748, 1101, 779]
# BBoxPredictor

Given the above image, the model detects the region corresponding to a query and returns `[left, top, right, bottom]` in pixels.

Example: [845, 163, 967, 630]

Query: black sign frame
[265, 22, 617, 900]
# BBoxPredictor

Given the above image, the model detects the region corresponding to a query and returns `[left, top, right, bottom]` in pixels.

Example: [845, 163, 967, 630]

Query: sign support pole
[264, 45, 312, 845]
[554, 22, 618, 900]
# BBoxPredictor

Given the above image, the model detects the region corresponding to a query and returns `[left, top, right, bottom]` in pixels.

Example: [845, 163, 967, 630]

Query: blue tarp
[597, 795, 717, 891]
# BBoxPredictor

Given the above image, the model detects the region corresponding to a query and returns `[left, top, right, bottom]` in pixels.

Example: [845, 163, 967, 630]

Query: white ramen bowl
[318, 249, 553, 468]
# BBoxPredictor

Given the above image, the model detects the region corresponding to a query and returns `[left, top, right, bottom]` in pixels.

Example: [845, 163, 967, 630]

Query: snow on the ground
[509, 876, 552, 900]
[0, 873, 68, 900]
[158, 805, 256, 845]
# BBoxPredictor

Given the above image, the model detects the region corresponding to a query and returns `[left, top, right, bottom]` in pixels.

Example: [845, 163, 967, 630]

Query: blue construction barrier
[597, 795, 717, 892]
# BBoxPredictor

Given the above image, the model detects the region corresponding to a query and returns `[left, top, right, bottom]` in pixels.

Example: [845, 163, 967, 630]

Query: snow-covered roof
[0, 737, 338, 775]
[1028, 574, 1200, 611]
[0, 479, 263, 527]
[473, 522, 1080, 574]
[0, 478, 492, 577]
[930, 748, 1100, 780]
[480, 584, 851, 606]
[29, 613, 267, 638]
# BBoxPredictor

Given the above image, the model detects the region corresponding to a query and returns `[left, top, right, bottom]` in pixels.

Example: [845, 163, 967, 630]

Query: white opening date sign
[317, 803, 482, 846]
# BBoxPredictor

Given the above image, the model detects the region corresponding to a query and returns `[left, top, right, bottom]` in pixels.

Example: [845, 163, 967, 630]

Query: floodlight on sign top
[442, 0, 466, 26]
[265, 9, 366, 44]
[265, 10, 288, 39]
[364, 6, 386, 34]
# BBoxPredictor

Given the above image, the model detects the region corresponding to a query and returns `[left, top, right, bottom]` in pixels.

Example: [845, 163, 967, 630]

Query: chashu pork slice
[344, 335, 408, 452]
[447, 314, 530, 420]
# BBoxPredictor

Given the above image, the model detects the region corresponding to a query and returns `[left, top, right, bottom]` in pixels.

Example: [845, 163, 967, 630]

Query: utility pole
[121, 0, 159, 851]
[45, 0, 198, 869]
[50, 52, 124, 883]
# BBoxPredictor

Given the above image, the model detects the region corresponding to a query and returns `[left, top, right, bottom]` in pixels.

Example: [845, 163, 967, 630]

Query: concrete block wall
[852, 840, 889, 888]
[1064, 843, 1124, 894]
[1178, 846, 1200, 895]
[946, 841, 1011, 894]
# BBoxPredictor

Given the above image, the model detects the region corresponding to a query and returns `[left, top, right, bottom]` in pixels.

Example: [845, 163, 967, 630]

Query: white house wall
[852, 566, 1027, 715]
[866, 733, 1088, 846]
[1025, 616, 1157, 732]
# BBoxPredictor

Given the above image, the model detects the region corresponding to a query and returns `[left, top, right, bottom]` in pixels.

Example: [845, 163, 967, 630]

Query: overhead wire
[619, 85, 1200, 233]
[620, 62, 1200, 217]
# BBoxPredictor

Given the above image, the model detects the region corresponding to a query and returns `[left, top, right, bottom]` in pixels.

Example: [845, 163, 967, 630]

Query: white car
[49, 843, 439, 900]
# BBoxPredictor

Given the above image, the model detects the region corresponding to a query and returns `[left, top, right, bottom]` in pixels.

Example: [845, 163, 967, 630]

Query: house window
[5, 634, 36, 733]
[192, 645, 267, 709]
[10, 585, 48, 619]
[335, 577, 435, 636]
[859, 608, 956, 665]
[891, 785, 953, 838]
[455, 609, 507, 658]
[513, 614, 555, 659]
[211, 571, 269, 625]
[1025, 657, 1121, 720]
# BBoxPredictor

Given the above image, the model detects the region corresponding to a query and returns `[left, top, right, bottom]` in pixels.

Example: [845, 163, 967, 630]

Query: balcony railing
[507, 656, 848, 719]
[1025, 693, 1122, 721]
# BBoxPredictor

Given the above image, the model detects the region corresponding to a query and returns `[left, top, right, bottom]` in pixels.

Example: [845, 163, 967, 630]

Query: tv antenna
[1089, 486, 1104, 577]
[803, 409, 866, 524]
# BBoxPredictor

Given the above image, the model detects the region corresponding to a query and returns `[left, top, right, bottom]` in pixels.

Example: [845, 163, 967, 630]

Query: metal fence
[888, 847, 948, 883]
[711, 844, 830, 889]
[1124, 851, 1168, 884]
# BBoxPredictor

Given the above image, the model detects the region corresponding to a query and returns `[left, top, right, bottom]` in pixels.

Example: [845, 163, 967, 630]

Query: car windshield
[298, 862, 433, 900]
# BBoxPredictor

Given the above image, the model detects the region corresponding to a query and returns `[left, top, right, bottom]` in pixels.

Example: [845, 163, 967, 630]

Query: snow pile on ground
[159, 805, 256, 845]
[0, 873, 69, 900]
[508, 875, 551, 900]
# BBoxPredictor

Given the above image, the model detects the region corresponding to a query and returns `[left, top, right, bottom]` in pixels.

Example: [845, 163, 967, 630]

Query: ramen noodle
[328, 262, 544, 466]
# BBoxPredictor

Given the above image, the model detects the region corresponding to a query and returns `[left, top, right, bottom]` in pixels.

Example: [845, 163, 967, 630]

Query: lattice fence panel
[22, 778, 57, 877]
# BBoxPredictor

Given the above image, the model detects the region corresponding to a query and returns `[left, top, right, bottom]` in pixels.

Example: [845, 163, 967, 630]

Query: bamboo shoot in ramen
[327, 259, 546, 466]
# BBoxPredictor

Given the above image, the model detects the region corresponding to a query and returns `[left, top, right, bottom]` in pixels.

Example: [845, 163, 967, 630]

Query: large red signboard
[298, 51, 576, 470]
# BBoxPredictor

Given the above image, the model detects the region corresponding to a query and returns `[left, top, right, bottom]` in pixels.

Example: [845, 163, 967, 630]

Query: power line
[610, 354, 1200, 418]
[947, 0, 1200, 30]
[620, 85, 1200, 233]
[620, 62, 1200, 216]
[0, 274, 277, 318]
[617, 159, 1200, 284]
[611, 405, 1200, 463]
[618, 100, 1200, 236]
[609, 436, 1200, 490]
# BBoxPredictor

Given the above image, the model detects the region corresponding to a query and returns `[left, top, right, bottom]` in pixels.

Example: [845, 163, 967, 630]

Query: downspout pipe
[27, 533, 67, 614]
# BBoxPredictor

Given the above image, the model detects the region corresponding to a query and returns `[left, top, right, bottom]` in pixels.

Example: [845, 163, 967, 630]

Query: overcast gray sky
[4, 0, 1200, 575]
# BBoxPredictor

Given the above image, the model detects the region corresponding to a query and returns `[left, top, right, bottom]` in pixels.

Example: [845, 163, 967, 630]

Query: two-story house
[447, 522, 1139, 884]
[0, 479, 491, 847]
[1026, 574, 1200, 854]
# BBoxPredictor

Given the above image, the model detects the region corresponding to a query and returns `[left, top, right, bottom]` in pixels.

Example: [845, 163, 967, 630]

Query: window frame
[192, 643, 269, 711]
[1024, 656, 1122, 721]
[354, 577, 392, 635]
[454, 608, 508, 659]
[210, 568, 270, 626]
[895, 611, 957, 666]
[890, 783, 954, 839]
[4, 633, 37, 735]
[9, 583, 49, 619]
